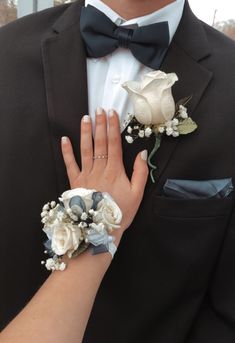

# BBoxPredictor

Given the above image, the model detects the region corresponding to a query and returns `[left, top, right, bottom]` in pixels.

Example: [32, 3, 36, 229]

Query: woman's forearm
[0, 232, 122, 343]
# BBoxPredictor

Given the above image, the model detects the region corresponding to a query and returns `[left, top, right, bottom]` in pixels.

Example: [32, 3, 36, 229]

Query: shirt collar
[85, 0, 185, 42]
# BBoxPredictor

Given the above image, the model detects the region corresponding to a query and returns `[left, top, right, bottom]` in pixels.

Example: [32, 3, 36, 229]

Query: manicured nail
[96, 107, 103, 115]
[83, 115, 91, 123]
[141, 150, 148, 161]
[108, 109, 115, 117]
[62, 136, 68, 144]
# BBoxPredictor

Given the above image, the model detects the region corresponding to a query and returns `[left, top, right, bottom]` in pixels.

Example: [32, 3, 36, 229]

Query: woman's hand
[0, 109, 149, 343]
[61, 108, 149, 234]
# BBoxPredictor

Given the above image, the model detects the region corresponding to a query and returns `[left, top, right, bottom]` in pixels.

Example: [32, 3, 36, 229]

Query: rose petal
[122, 80, 142, 95]
[161, 88, 176, 121]
[133, 95, 153, 125]
[141, 70, 166, 88]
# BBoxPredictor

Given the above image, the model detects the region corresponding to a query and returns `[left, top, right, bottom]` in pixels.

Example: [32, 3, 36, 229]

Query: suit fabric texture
[0, 1, 235, 342]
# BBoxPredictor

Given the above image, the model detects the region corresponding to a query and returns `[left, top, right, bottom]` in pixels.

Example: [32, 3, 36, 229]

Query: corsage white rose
[50, 222, 82, 256]
[94, 193, 122, 231]
[122, 70, 178, 125]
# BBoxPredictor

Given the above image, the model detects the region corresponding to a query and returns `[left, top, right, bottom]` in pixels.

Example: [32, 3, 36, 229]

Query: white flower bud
[43, 204, 50, 211]
[125, 135, 134, 144]
[138, 130, 145, 138]
[172, 118, 179, 126]
[50, 201, 56, 208]
[81, 212, 88, 221]
[166, 127, 174, 136]
[127, 126, 132, 134]
[180, 111, 188, 119]
[145, 127, 152, 137]
[41, 211, 48, 218]
[165, 121, 172, 128]
[179, 105, 187, 111]
[172, 131, 180, 137]
[45, 258, 55, 271]
[158, 126, 165, 134]
[59, 262, 66, 271]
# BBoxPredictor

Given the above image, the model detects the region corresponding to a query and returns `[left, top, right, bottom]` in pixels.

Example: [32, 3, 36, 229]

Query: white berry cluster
[157, 118, 180, 137]
[125, 125, 153, 144]
[178, 105, 188, 119]
[41, 256, 66, 272]
[41, 201, 59, 224]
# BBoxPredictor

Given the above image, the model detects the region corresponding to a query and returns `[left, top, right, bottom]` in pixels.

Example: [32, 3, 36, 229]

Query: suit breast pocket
[152, 195, 234, 218]
[149, 195, 235, 290]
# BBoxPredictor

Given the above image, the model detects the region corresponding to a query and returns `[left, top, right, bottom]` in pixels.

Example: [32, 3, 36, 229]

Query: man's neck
[100, 0, 176, 20]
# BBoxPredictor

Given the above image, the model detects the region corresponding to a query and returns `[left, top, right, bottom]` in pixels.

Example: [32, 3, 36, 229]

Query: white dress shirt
[85, 0, 185, 131]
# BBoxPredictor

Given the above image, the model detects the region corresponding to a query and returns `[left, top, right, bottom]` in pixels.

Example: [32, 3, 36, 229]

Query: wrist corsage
[41, 188, 122, 271]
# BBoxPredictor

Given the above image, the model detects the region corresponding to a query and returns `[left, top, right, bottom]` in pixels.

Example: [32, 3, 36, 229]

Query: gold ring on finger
[93, 154, 108, 160]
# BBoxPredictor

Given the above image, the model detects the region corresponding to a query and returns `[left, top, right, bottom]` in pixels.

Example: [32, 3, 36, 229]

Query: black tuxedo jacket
[1, 1, 235, 342]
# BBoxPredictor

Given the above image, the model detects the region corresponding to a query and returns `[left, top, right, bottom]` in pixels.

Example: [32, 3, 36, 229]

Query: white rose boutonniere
[122, 70, 198, 182]
[123, 70, 178, 125]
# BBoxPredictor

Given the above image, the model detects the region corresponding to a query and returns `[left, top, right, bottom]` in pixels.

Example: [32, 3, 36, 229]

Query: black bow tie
[80, 5, 170, 69]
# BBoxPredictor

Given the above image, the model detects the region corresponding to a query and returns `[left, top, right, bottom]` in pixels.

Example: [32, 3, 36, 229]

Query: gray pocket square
[163, 178, 234, 199]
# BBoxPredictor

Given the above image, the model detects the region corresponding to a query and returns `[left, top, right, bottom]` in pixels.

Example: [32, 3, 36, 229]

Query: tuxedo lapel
[41, 0, 87, 194]
[154, 1, 213, 186]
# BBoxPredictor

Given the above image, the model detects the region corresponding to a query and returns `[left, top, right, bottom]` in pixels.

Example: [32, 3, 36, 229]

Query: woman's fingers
[107, 110, 123, 169]
[61, 137, 81, 186]
[93, 108, 108, 170]
[131, 150, 149, 197]
[80, 115, 93, 173]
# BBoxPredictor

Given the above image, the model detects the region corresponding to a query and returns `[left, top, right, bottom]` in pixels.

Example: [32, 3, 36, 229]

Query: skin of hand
[61, 108, 149, 242]
[0, 109, 149, 343]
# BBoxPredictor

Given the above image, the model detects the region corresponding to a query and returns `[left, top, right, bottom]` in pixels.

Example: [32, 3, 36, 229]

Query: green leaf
[177, 117, 198, 135]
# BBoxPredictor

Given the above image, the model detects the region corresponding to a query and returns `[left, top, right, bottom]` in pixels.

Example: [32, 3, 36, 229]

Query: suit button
[112, 74, 121, 84]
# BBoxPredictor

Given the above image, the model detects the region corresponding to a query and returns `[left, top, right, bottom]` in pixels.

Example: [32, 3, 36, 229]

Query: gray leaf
[92, 192, 103, 210]
[69, 196, 86, 215]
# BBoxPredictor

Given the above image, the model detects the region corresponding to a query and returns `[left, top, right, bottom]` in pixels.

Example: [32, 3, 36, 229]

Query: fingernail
[62, 136, 68, 144]
[96, 107, 103, 115]
[83, 115, 91, 123]
[108, 109, 115, 117]
[141, 150, 148, 161]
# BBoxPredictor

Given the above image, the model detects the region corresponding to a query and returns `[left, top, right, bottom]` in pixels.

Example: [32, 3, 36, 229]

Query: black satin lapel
[154, 41, 213, 184]
[41, 2, 88, 194]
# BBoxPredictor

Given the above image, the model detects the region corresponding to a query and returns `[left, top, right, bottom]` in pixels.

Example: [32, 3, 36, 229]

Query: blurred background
[0, 0, 234, 40]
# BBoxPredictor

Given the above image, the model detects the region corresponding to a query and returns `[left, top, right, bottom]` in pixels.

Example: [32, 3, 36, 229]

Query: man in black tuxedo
[1, 0, 235, 342]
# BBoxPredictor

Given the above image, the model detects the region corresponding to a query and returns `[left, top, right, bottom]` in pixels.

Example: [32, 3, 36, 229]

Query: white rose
[122, 70, 178, 125]
[94, 193, 122, 231]
[60, 188, 96, 215]
[50, 222, 82, 256]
